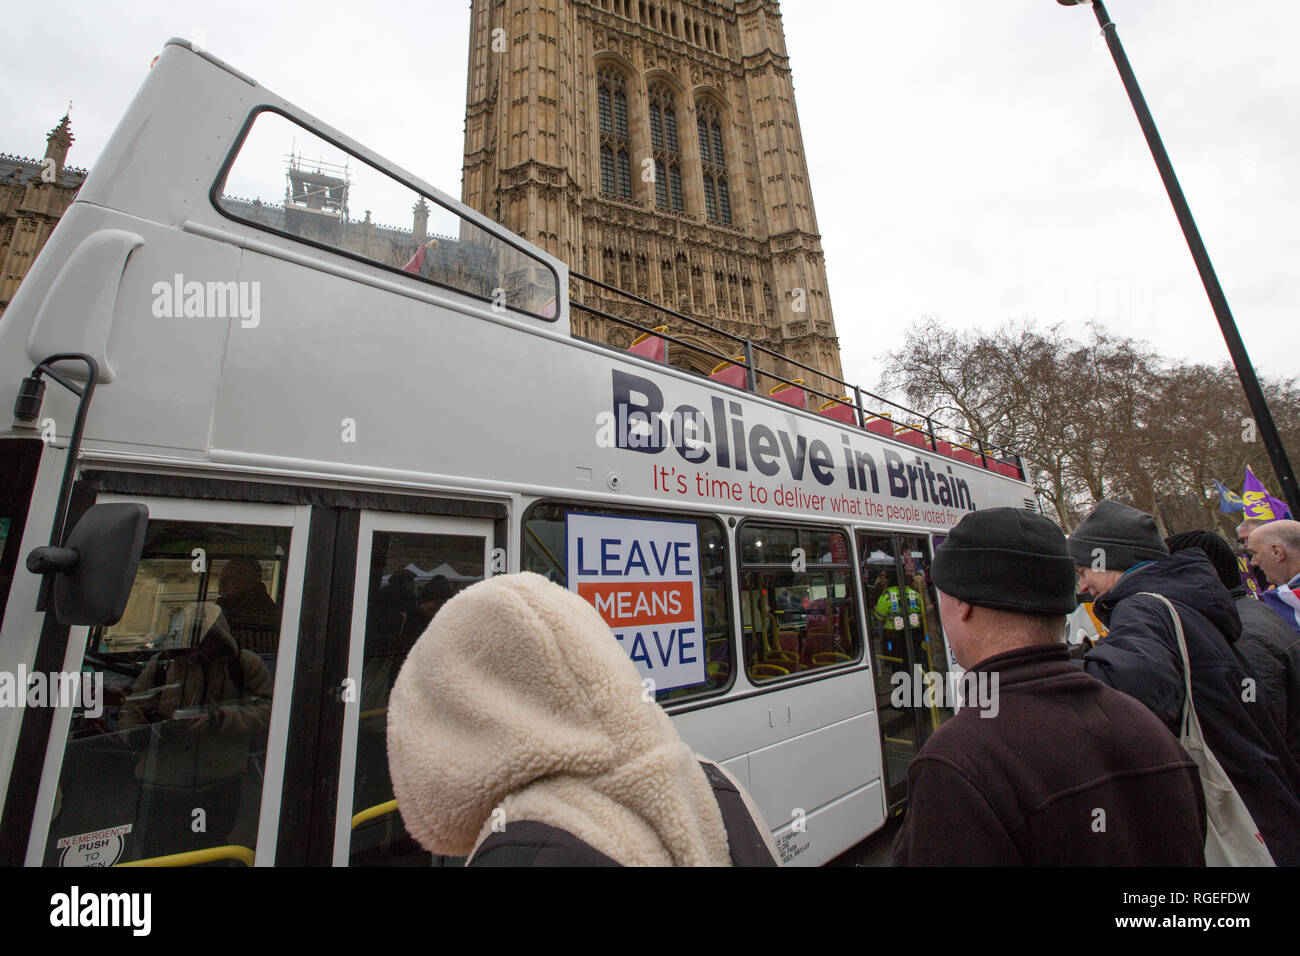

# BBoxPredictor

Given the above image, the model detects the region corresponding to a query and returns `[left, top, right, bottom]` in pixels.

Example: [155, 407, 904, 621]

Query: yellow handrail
[351, 799, 399, 831]
[811, 651, 852, 666]
[525, 524, 563, 575]
[116, 844, 254, 867]
[358, 707, 387, 720]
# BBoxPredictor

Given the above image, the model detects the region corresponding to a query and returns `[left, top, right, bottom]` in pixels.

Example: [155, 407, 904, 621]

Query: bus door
[857, 532, 953, 811]
[332, 512, 493, 866]
[25, 496, 311, 867]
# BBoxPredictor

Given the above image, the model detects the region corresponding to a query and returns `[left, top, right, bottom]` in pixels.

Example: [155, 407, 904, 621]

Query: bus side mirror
[25, 503, 148, 626]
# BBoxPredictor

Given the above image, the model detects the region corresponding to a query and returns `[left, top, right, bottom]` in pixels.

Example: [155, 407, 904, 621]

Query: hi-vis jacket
[874, 586, 922, 632]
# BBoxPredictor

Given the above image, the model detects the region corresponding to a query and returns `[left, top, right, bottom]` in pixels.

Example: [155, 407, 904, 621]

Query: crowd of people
[384, 501, 1300, 867]
[897, 503, 1300, 866]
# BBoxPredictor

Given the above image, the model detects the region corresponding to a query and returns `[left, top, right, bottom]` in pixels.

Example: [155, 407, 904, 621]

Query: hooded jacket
[1084, 550, 1300, 865]
[118, 616, 274, 789]
[387, 572, 779, 866]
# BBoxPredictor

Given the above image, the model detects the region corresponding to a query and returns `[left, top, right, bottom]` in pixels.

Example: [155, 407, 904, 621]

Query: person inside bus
[400, 575, 456, 644]
[873, 577, 921, 633]
[368, 568, 418, 640]
[118, 612, 274, 860]
[866, 568, 889, 613]
[214, 556, 281, 654]
[893, 507, 1207, 866]
[387, 572, 779, 866]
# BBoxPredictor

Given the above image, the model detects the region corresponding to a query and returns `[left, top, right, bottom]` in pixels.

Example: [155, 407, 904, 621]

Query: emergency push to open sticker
[57, 823, 132, 867]
[565, 513, 706, 691]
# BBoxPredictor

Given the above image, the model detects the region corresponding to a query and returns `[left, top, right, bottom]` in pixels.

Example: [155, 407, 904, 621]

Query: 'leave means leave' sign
[566, 512, 706, 691]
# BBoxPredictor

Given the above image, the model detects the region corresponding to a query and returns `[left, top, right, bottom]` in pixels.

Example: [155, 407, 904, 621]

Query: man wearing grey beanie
[1070, 499, 1300, 866]
[893, 507, 1206, 866]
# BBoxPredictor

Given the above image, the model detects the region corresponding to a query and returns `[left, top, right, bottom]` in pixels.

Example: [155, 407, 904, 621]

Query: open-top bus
[0, 39, 1038, 867]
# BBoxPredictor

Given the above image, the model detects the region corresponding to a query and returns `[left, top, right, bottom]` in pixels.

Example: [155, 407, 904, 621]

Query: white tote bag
[1140, 593, 1275, 867]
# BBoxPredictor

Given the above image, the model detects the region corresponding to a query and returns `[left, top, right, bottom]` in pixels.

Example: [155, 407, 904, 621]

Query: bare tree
[877, 317, 1299, 535]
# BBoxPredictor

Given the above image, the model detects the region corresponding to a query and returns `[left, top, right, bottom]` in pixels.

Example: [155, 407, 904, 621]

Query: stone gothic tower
[0, 113, 89, 317]
[462, 0, 845, 396]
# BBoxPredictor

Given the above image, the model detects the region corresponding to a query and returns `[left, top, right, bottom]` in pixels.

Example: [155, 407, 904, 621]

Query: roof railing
[568, 272, 1026, 478]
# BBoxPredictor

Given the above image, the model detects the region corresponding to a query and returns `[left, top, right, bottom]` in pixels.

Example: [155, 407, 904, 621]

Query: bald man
[1249, 520, 1300, 637]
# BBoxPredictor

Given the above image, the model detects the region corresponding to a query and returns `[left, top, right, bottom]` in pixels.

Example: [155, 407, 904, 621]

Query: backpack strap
[1136, 591, 1197, 743]
[468, 821, 619, 867]
[698, 760, 778, 867]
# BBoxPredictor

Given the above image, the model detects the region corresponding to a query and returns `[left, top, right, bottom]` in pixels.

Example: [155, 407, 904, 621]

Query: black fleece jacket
[894, 644, 1206, 866]
[1232, 586, 1300, 768]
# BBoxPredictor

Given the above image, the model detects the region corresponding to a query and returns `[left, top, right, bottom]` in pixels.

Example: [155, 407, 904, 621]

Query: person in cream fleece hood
[387, 571, 779, 866]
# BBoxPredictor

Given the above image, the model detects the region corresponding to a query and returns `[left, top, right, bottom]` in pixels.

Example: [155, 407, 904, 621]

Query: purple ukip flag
[1237, 553, 1260, 597]
[1242, 466, 1293, 521]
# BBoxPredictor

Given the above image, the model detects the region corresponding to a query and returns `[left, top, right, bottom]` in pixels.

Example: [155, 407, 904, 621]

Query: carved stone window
[601, 146, 616, 195]
[649, 84, 683, 213]
[696, 100, 730, 225]
[598, 68, 632, 199]
[654, 159, 668, 208]
[616, 150, 632, 198]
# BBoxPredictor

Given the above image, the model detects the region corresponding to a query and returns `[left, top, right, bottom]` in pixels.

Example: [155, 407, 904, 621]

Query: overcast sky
[2, 1, 1296, 396]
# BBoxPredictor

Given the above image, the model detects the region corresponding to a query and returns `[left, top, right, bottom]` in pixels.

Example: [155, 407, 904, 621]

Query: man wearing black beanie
[1069, 500, 1300, 866]
[1166, 530, 1300, 768]
[893, 508, 1206, 866]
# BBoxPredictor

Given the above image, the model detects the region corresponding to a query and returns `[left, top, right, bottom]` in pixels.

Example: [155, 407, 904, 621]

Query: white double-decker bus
[0, 40, 1037, 868]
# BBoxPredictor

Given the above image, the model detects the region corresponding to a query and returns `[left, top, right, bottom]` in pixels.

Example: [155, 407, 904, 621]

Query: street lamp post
[1058, 0, 1300, 518]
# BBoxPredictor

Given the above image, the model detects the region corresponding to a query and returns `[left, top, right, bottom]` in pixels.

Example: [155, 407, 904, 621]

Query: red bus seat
[629, 326, 668, 363]
[894, 426, 930, 449]
[818, 397, 857, 424]
[801, 627, 833, 670]
[777, 628, 802, 660]
[769, 380, 807, 409]
[864, 415, 894, 436]
[709, 356, 748, 388]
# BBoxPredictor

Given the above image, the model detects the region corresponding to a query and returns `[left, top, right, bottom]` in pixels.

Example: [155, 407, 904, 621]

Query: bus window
[41, 519, 290, 867]
[738, 523, 859, 683]
[346, 526, 488, 866]
[213, 109, 559, 319]
[521, 502, 733, 705]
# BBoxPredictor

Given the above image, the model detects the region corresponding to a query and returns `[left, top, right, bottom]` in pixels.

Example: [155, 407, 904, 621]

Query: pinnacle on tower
[44, 111, 75, 177]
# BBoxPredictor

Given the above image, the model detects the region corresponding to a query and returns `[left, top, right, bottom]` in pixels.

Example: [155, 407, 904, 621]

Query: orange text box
[578, 581, 695, 629]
